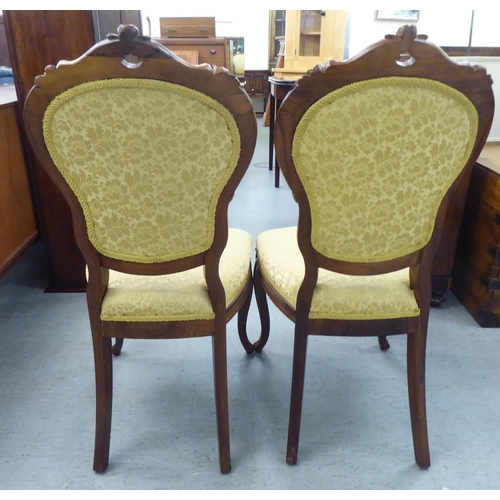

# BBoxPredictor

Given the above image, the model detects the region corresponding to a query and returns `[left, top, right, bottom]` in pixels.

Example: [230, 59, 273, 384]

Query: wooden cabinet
[0, 96, 38, 275]
[4, 10, 97, 291]
[243, 70, 270, 113]
[451, 144, 500, 326]
[273, 10, 347, 79]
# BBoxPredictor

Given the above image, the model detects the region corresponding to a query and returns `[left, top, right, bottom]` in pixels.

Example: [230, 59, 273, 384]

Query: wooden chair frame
[24, 25, 257, 474]
[241, 25, 494, 467]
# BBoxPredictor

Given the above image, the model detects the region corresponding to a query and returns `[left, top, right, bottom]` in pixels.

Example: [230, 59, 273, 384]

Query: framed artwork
[375, 10, 420, 22]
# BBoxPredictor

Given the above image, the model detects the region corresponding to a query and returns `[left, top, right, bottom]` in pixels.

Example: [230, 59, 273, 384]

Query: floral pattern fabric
[100, 228, 252, 322]
[292, 77, 478, 263]
[257, 227, 420, 320]
[43, 79, 241, 263]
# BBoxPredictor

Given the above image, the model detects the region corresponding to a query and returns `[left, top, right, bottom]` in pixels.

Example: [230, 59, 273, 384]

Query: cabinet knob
[210, 49, 217, 54]
[321, 11, 326, 16]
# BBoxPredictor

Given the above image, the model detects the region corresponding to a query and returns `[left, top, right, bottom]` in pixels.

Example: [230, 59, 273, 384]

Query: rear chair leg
[407, 326, 430, 469]
[112, 338, 124, 356]
[93, 336, 113, 473]
[286, 326, 309, 465]
[213, 324, 231, 473]
[378, 335, 390, 351]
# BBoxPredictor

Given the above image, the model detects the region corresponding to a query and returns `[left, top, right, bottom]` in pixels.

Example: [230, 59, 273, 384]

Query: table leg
[274, 97, 282, 188]
[269, 93, 275, 171]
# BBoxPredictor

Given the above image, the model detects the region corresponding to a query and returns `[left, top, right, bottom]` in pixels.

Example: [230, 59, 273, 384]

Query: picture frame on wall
[375, 10, 420, 22]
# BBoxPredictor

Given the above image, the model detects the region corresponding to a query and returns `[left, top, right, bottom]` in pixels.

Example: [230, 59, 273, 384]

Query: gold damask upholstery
[293, 77, 478, 263]
[101, 228, 252, 322]
[43, 79, 240, 263]
[257, 227, 419, 321]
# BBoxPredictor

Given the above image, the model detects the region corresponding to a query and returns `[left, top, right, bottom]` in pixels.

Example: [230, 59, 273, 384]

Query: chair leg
[112, 338, 124, 356]
[237, 280, 255, 355]
[253, 259, 270, 353]
[92, 336, 113, 473]
[286, 327, 309, 465]
[407, 326, 431, 469]
[212, 327, 231, 474]
[378, 335, 390, 351]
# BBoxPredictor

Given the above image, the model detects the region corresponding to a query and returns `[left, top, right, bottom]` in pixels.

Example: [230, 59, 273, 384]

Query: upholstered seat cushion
[256, 227, 420, 320]
[100, 228, 252, 322]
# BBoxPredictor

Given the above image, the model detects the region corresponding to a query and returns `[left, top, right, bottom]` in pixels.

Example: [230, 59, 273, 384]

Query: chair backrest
[275, 25, 494, 270]
[24, 24, 257, 272]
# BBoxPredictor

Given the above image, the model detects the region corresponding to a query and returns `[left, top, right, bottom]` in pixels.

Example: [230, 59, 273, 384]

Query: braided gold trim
[43, 78, 241, 263]
[292, 76, 479, 263]
[101, 312, 215, 322]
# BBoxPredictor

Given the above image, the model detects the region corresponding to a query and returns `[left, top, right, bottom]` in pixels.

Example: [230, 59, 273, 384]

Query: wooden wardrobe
[4, 10, 140, 291]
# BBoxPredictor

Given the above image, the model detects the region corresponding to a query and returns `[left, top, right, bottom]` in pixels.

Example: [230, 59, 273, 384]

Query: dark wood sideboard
[4, 10, 96, 292]
[452, 143, 500, 326]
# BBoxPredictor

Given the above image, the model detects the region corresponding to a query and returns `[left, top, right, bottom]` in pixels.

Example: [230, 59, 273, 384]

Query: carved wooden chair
[24, 25, 257, 474]
[240, 26, 494, 467]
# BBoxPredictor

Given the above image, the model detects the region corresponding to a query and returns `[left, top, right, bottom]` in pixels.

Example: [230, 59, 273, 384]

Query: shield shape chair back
[24, 25, 257, 473]
[241, 25, 494, 467]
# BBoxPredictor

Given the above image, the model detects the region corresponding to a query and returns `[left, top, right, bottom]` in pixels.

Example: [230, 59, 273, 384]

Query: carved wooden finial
[385, 25, 428, 42]
[117, 24, 139, 41]
[106, 24, 151, 42]
[397, 24, 417, 41]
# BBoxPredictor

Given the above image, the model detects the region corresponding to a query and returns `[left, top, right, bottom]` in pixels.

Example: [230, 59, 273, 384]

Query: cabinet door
[285, 10, 346, 70]
[297, 10, 323, 61]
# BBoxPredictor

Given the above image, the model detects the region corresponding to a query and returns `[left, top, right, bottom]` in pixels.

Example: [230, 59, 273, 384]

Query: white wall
[454, 57, 500, 141]
[347, 9, 470, 58]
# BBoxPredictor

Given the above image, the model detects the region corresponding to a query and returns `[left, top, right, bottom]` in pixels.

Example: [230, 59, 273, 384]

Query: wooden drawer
[156, 38, 226, 68]
[452, 145, 500, 326]
[160, 17, 215, 38]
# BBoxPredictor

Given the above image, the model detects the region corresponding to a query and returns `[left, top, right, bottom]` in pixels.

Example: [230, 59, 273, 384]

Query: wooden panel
[160, 17, 215, 38]
[4, 10, 96, 291]
[171, 50, 199, 65]
[452, 145, 500, 326]
[244, 70, 270, 98]
[0, 102, 37, 275]
[476, 142, 500, 175]
[243, 70, 270, 115]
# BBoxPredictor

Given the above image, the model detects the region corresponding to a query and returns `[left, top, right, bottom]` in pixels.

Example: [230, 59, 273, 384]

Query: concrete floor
[1, 119, 500, 489]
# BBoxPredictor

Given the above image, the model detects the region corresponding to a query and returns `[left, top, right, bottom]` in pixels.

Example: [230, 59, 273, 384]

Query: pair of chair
[24, 25, 494, 473]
